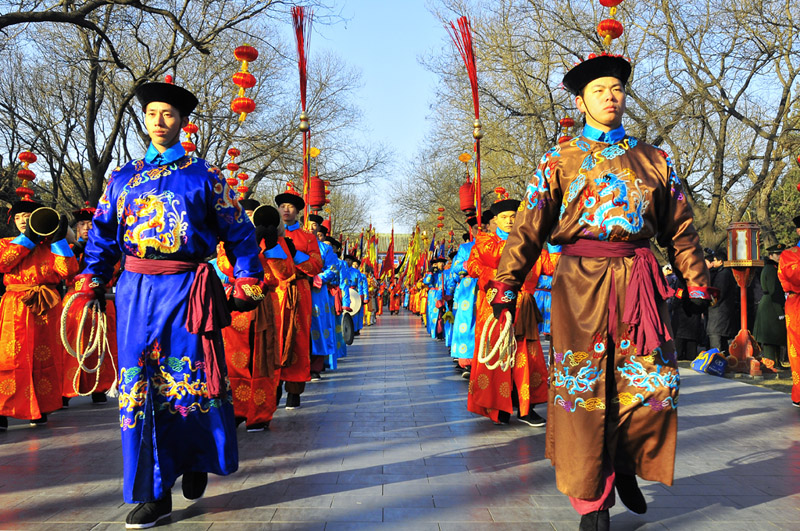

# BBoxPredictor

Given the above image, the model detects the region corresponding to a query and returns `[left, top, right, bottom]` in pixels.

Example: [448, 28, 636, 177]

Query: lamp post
[723, 222, 774, 376]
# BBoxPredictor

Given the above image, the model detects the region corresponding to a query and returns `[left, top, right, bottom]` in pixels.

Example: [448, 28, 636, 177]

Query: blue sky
[313, 0, 448, 233]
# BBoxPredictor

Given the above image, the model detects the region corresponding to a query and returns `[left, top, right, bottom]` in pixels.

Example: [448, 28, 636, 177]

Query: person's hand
[486, 279, 517, 323]
[284, 237, 297, 258]
[24, 222, 45, 245]
[51, 215, 68, 242]
[255, 225, 278, 250]
[74, 273, 107, 312]
[232, 277, 265, 312]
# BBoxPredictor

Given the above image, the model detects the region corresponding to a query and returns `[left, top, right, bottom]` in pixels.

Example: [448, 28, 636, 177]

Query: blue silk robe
[311, 241, 339, 369]
[82, 143, 263, 504]
[446, 241, 477, 359]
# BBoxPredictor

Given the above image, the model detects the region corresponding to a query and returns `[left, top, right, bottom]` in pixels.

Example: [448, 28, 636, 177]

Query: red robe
[280, 225, 323, 383]
[219, 238, 296, 424]
[0, 238, 79, 419]
[466, 230, 548, 422]
[777, 246, 800, 403]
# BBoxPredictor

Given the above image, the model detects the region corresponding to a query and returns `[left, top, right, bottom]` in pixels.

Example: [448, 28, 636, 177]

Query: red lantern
[597, 19, 624, 46]
[796, 154, 800, 167]
[559, 117, 575, 128]
[227, 177, 239, 187]
[232, 72, 257, 89]
[183, 123, 199, 135]
[228, 148, 241, 158]
[226, 162, 240, 172]
[308, 175, 326, 211]
[238, 172, 249, 182]
[234, 45, 259, 63]
[18, 151, 37, 164]
[437, 215, 444, 221]
[494, 186, 506, 197]
[437, 223, 444, 229]
[181, 141, 197, 153]
[459, 181, 476, 213]
[231, 97, 255, 121]
[599, 0, 623, 6]
[17, 168, 35, 181]
[237, 185, 249, 195]
[437, 207, 445, 213]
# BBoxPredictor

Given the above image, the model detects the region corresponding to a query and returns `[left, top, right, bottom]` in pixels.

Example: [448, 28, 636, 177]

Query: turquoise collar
[285, 221, 300, 231]
[144, 142, 186, 166]
[496, 228, 509, 241]
[582, 124, 626, 144]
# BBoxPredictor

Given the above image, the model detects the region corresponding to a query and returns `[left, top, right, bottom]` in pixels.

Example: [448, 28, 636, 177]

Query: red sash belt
[125, 256, 231, 398]
[562, 239, 674, 355]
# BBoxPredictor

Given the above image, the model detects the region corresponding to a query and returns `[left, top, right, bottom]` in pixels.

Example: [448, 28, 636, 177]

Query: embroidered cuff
[293, 250, 310, 264]
[11, 234, 35, 250]
[485, 279, 518, 305]
[50, 239, 74, 257]
[684, 286, 718, 301]
[262, 245, 288, 260]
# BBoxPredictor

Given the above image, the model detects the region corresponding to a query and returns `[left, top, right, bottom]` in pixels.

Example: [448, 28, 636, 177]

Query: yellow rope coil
[477, 311, 517, 372]
[60, 292, 118, 398]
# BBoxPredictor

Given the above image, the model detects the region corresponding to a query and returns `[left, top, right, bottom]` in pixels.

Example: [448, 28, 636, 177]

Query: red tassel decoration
[292, 6, 314, 227]
[447, 16, 483, 229]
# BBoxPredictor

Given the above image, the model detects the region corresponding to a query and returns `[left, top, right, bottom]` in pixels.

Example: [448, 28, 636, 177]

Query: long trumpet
[29, 207, 60, 237]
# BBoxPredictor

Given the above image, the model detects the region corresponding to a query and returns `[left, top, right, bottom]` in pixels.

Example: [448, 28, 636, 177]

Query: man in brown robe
[486, 54, 714, 530]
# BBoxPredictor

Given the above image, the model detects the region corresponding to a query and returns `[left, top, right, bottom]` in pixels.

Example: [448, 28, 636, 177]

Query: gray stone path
[1, 312, 799, 530]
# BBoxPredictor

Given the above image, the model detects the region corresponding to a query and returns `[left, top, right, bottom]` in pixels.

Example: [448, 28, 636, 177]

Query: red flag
[379, 228, 395, 280]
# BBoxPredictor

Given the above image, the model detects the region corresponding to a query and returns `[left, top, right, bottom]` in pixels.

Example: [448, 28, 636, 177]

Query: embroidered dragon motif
[578, 169, 650, 240]
[123, 190, 187, 257]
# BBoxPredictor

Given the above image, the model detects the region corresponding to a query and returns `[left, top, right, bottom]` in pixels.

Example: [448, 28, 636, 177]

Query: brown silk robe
[494, 130, 709, 499]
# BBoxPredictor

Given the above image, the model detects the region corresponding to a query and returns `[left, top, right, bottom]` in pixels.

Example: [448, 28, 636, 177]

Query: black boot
[182, 471, 208, 501]
[615, 473, 647, 514]
[125, 494, 172, 529]
[285, 393, 301, 409]
[0, 415, 7, 431]
[29, 414, 47, 426]
[579, 509, 610, 531]
[91, 392, 108, 404]
[493, 410, 511, 425]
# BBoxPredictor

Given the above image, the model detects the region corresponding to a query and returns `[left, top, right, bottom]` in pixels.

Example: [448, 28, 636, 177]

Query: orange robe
[466, 230, 548, 422]
[777, 245, 800, 403]
[279, 226, 322, 383]
[62, 250, 119, 398]
[0, 238, 78, 419]
[219, 239, 296, 425]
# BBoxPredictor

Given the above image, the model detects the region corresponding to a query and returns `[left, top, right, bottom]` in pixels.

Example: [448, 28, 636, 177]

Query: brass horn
[29, 207, 60, 237]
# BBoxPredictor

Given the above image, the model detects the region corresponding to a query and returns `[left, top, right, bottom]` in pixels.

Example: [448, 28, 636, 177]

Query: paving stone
[1, 313, 799, 528]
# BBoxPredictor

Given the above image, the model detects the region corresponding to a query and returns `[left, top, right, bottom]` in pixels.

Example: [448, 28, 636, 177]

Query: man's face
[495, 210, 516, 233]
[576, 76, 627, 132]
[278, 203, 298, 223]
[14, 212, 31, 234]
[145, 102, 188, 152]
[76, 220, 92, 240]
[308, 221, 319, 233]
[316, 231, 326, 242]
[345, 258, 354, 267]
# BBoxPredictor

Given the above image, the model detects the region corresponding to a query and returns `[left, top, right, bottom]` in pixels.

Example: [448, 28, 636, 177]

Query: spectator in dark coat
[706, 249, 739, 352]
[754, 243, 787, 365]
[670, 273, 706, 361]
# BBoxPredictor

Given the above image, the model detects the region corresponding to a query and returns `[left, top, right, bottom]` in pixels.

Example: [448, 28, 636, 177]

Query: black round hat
[490, 199, 520, 216]
[308, 214, 324, 225]
[252, 205, 280, 228]
[7, 200, 43, 224]
[72, 205, 96, 223]
[325, 236, 341, 249]
[239, 198, 260, 211]
[318, 225, 329, 235]
[135, 81, 199, 117]
[562, 54, 632, 96]
[275, 191, 305, 210]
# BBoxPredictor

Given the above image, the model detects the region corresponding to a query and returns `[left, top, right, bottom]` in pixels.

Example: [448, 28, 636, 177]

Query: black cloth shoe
[285, 393, 301, 410]
[517, 410, 546, 427]
[182, 471, 208, 501]
[91, 392, 108, 404]
[793, 401, 800, 408]
[579, 509, 610, 531]
[310, 372, 321, 381]
[246, 422, 269, 432]
[615, 473, 647, 514]
[0, 415, 7, 431]
[493, 410, 511, 425]
[29, 414, 47, 426]
[125, 495, 172, 529]
[61, 397, 70, 409]
[461, 369, 471, 380]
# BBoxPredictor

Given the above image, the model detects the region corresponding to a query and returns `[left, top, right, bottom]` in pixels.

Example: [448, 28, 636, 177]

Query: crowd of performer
[2, 55, 800, 531]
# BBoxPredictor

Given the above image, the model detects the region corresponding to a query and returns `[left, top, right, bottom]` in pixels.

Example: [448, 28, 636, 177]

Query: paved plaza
[1, 312, 799, 530]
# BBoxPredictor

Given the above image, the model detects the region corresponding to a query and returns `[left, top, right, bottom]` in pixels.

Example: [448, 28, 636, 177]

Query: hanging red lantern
[459, 181, 476, 213]
[308, 174, 326, 211]
[17, 168, 35, 181]
[237, 185, 249, 195]
[437, 215, 444, 221]
[437, 223, 444, 229]
[227, 177, 239, 187]
[226, 162, 240, 173]
[598, 19, 624, 46]
[234, 45, 259, 63]
[559, 117, 575, 128]
[16, 150, 37, 201]
[184, 123, 199, 135]
[228, 148, 241, 158]
[437, 207, 445, 213]
[181, 141, 197, 152]
[232, 72, 257, 89]
[182, 122, 198, 154]
[238, 172, 249, 182]
[599, 0, 623, 6]
[18, 151, 37, 165]
[231, 97, 256, 121]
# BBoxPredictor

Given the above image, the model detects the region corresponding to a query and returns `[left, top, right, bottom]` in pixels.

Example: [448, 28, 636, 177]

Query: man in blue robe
[446, 229, 478, 374]
[307, 214, 338, 377]
[77, 79, 264, 529]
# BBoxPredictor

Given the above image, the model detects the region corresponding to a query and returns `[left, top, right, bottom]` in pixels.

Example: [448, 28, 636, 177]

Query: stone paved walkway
[1, 312, 799, 530]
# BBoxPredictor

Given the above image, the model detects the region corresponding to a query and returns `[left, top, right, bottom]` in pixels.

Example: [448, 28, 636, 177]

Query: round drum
[345, 287, 361, 315]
